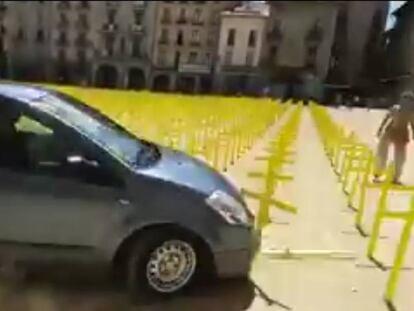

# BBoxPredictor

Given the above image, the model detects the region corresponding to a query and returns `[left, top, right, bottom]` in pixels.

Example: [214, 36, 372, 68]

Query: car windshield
[28, 90, 159, 167]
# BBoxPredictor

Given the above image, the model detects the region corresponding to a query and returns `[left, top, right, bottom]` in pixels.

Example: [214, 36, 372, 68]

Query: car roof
[0, 83, 49, 103]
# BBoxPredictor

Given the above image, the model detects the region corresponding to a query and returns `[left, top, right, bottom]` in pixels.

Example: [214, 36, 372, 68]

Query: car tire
[126, 230, 200, 301]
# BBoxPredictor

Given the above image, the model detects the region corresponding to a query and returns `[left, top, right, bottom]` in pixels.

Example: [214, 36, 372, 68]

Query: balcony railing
[178, 63, 211, 74]
[189, 40, 201, 47]
[191, 19, 204, 26]
[176, 18, 187, 24]
[161, 17, 171, 24]
[130, 24, 144, 35]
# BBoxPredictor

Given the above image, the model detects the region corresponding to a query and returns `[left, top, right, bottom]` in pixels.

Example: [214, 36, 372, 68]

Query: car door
[0, 101, 128, 248]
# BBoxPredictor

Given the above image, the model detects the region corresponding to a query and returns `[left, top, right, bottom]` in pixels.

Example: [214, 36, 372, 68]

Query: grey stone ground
[1, 107, 414, 310]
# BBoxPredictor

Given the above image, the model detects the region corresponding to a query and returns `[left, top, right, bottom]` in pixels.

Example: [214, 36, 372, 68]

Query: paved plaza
[1, 106, 414, 311]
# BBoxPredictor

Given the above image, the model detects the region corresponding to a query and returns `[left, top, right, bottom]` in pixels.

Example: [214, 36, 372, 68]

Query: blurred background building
[264, 1, 389, 101]
[0, 1, 393, 101]
[145, 1, 239, 93]
[382, 2, 413, 98]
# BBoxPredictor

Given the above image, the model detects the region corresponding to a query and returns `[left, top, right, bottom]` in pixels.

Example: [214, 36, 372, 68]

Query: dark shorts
[384, 127, 409, 144]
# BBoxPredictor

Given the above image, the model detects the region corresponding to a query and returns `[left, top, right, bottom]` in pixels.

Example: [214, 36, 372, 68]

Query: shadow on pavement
[0, 268, 257, 311]
[253, 281, 292, 310]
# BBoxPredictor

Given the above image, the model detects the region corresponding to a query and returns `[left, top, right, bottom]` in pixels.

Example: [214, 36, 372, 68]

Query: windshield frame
[27, 90, 157, 170]
[47, 90, 138, 139]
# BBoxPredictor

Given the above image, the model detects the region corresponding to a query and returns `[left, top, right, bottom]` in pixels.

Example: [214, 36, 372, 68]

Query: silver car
[0, 84, 258, 298]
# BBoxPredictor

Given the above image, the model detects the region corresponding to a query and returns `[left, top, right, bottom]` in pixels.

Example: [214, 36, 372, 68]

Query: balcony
[129, 24, 144, 35]
[57, 1, 70, 10]
[176, 18, 187, 25]
[178, 63, 211, 74]
[189, 40, 201, 47]
[101, 23, 118, 33]
[191, 19, 204, 26]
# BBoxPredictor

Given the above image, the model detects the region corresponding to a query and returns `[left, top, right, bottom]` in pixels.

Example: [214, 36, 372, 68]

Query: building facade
[265, 1, 389, 100]
[327, 1, 389, 92]
[91, 1, 147, 89]
[383, 2, 414, 97]
[0, 1, 390, 98]
[146, 1, 239, 93]
[265, 1, 344, 99]
[1, 1, 148, 89]
[214, 2, 268, 95]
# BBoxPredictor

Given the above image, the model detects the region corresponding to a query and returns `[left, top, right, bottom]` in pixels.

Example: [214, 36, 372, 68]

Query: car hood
[138, 146, 243, 201]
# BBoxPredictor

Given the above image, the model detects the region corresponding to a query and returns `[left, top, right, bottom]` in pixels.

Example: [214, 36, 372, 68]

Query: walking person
[373, 91, 414, 185]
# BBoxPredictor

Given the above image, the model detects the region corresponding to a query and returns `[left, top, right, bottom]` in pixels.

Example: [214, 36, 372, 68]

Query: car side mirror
[67, 155, 99, 167]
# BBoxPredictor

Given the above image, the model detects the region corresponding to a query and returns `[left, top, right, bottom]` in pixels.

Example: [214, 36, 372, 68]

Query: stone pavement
[0, 106, 413, 310]
[227, 107, 414, 311]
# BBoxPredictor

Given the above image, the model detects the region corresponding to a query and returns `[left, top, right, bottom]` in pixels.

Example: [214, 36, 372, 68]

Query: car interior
[0, 99, 123, 188]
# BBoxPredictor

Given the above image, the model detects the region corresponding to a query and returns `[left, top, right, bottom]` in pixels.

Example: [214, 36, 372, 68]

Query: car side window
[15, 115, 54, 135]
[0, 100, 124, 189]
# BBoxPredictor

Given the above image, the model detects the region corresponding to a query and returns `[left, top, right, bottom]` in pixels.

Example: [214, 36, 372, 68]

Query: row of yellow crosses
[46, 85, 285, 172]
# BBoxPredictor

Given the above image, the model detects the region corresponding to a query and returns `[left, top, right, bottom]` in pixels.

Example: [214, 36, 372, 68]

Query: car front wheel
[126, 231, 199, 299]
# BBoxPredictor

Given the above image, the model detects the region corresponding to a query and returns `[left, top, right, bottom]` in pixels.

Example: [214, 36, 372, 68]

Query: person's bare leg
[393, 142, 407, 184]
[374, 136, 390, 182]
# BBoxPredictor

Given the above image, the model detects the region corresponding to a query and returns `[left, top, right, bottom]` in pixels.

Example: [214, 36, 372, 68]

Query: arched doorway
[95, 65, 118, 88]
[152, 74, 170, 92]
[127, 67, 146, 90]
[224, 75, 248, 95]
[200, 76, 212, 94]
[177, 76, 196, 94]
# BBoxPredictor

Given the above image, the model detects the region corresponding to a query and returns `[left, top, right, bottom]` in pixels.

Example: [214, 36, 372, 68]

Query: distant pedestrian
[373, 91, 414, 184]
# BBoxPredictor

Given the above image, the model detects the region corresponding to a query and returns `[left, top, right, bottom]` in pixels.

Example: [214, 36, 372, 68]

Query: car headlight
[206, 190, 250, 226]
